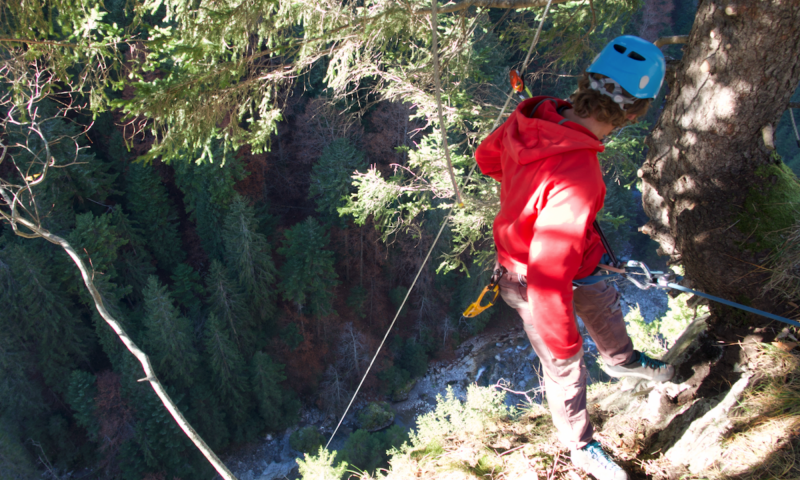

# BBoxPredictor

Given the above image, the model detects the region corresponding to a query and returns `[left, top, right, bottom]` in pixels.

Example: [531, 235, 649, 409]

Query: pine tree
[110, 206, 157, 304]
[203, 313, 252, 428]
[187, 381, 231, 452]
[250, 352, 300, 431]
[66, 370, 99, 440]
[67, 212, 132, 363]
[205, 259, 253, 353]
[142, 276, 200, 389]
[170, 262, 204, 318]
[222, 194, 277, 325]
[308, 138, 367, 227]
[172, 144, 247, 261]
[124, 162, 185, 270]
[277, 217, 339, 318]
[5, 243, 90, 393]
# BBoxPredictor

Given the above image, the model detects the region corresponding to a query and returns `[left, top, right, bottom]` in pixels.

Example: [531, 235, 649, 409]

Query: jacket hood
[503, 96, 604, 166]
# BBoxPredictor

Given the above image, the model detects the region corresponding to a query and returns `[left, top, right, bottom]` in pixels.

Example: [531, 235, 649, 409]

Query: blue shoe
[605, 350, 675, 382]
[571, 441, 628, 480]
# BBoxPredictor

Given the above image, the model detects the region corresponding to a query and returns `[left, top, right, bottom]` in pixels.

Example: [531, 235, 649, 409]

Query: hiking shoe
[605, 351, 675, 382]
[571, 441, 628, 480]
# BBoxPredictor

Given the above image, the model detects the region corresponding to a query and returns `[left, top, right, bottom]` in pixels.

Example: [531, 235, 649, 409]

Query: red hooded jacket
[475, 96, 607, 359]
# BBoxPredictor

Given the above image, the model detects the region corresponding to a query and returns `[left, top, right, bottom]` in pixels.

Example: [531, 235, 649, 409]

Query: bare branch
[654, 35, 689, 48]
[7, 214, 239, 480]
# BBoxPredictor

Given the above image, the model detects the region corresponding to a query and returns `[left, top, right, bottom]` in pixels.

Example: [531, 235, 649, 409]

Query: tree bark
[641, 0, 800, 316]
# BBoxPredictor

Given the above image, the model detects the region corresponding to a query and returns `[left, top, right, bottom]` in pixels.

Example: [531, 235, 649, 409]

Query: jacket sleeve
[525, 163, 603, 359]
[475, 122, 506, 182]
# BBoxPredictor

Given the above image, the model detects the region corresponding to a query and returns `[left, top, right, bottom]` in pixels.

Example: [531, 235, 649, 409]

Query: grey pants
[498, 271, 634, 450]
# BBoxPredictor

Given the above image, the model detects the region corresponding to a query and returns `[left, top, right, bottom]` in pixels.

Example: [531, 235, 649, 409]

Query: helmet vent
[613, 44, 627, 54]
[628, 51, 646, 61]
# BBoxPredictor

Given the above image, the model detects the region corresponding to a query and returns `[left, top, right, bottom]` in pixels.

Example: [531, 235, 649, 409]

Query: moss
[736, 162, 800, 253]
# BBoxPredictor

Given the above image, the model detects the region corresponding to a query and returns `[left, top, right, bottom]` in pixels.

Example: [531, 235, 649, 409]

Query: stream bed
[223, 279, 669, 480]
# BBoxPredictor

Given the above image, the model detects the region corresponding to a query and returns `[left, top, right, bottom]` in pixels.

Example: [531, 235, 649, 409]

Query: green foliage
[3, 100, 119, 234]
[203, 313, 253, 430]
[205, 259, 252, 352]
[378, 366, 412, 401]
[309, 138, 368, 226]
[170, 262, 204, 316]
[0, 417, 38, 480]
[118, 383, 196, 480]
[411, 385, 510, 451]
[659, 290, 710, 347]
[290, 426, 325, 454]
[357, 401, 394, 431]
[187, 382, 231, 452]
[66, 371, 98, 440]
[223, 194, 277, 326]
[109, 206, 157, 303]
[396, 337, 429, 378]
[124, 162, 185, 270]
[623, 305, 666, 357]
[624, 280, 709, 358]
[277, 217, 339, 317]
[346, 285, 368, 319]
[2, 243, 89, 393]
[297, 447, 348, 480]
[737, 163, 800, 253]
[173, 149, 247, 260]
[389, 285, 410, 318]
[250, 352, 300, 431]
[280, 323, 305, 350]
[340, 429, 385, 473]
[142, 276, 200, 389]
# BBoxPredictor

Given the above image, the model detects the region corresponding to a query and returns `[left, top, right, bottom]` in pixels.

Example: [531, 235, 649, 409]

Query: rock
[664, 372, 753, 473]
[258, 461, 297, 480]
[496, 342, 503, 347]
[494, 354, 502, 361]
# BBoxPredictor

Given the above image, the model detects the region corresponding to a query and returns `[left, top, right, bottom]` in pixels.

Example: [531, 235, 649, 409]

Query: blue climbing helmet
[586, 35, 666, 102]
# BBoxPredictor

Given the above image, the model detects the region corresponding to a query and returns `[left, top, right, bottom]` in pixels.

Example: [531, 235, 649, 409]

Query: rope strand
[326, 0, 554, 449]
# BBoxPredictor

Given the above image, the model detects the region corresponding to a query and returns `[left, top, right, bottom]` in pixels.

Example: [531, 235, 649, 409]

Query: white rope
[325, 0, 554, 449]
[325, 208, 452, 449]
[790, 108, 800, 147]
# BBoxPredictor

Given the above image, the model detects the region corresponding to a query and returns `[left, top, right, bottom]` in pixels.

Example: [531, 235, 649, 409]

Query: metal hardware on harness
[463, 267, 505, 318]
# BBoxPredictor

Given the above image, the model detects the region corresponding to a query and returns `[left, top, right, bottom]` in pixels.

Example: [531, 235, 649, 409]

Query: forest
[2, 0, 799, 479]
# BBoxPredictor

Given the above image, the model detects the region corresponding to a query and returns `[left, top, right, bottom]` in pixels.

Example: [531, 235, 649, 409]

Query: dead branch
[0, 209, 238, 480]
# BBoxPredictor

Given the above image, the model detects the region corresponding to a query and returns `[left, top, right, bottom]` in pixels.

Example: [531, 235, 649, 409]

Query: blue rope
[666, 282, 800, 328]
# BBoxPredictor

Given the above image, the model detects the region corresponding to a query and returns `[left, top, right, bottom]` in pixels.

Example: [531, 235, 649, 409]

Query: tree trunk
[641, 0, 800, 318]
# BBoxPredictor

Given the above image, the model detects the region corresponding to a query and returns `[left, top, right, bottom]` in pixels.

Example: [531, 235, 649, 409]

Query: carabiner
[462, 283, 500, 318]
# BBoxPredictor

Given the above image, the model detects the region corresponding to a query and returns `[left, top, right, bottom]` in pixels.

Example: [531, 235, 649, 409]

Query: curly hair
[569, 73, 651, 128]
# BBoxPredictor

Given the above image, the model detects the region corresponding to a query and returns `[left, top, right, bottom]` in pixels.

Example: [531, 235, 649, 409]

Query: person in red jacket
[475, 36, 674, 480]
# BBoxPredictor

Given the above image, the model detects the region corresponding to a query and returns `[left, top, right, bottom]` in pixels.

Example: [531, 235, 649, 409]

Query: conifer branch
[415, 0, 568, 15]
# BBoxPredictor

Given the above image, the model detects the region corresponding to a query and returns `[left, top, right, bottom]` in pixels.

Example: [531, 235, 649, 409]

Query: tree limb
[654, 35, 689, 48]
[415, 0, 567, 15]
[2, 211, 239, 480]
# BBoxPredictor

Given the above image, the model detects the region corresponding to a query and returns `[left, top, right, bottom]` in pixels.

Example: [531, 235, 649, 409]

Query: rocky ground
[221, 279, 670, 480]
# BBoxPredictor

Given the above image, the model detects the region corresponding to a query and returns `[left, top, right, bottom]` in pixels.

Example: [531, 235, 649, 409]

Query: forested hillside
[2, 0, 799, 479]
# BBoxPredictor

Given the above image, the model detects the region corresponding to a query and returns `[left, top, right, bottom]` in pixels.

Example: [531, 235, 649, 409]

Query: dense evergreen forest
[2, 0, 799, 478]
